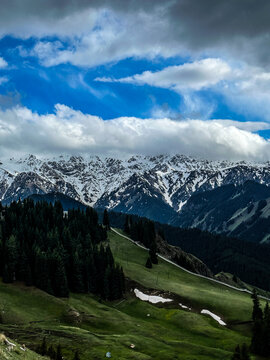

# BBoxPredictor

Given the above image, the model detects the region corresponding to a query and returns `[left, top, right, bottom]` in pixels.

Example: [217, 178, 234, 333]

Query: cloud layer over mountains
[0, 104, 269, 161]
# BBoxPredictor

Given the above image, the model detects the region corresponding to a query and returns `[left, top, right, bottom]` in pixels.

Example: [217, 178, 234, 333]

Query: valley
[0, 228, 266, 359]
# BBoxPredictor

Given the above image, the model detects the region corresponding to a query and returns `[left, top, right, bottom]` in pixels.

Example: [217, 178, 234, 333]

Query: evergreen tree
[56, 344, 63, 360]
[40, 337, 47, 356]
[3, 234, 18, 283]
[103, 209, 110, 230]
[231, 344, 251, 360]
[145, 257, 152, 269]
[149, 247, 158, 265]
[124, 215, 130, 234]
[241, 344, 250, 360]
[231, 344, 241, 360]
[47, 345, 56, 360]
[52, 251, 69, 297]
[73, 350, 80, 360]
[251, 289, 263, 321]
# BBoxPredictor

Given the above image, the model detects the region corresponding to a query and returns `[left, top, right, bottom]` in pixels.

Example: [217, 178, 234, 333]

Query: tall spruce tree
[103, 209, 110, 230]
[145, 257, 152, 268]
[252, 289, 263, 321]
[73, 350, 80, 360]
[231, 344, 251, 360]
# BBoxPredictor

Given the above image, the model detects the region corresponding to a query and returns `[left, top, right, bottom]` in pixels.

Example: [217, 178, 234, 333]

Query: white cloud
[0, 104, 269, 161]
[96, 58, 231, 91]
[23, 8, 185, 68]
[0, 57, 8, 68]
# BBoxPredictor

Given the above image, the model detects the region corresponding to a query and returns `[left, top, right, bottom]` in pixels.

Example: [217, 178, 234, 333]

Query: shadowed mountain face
[1, 154, 270, 225]
[173, 181, 270, 244]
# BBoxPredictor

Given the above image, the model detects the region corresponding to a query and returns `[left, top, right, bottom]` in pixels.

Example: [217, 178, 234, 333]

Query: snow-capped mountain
[1, 153, 270, 223]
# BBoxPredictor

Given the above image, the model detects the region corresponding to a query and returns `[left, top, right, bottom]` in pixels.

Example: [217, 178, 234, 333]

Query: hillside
[108, 210, 270, 292]
[174, 181, 270, 243]
[0, 334, 46, 359]
[0, 229, 266, 359]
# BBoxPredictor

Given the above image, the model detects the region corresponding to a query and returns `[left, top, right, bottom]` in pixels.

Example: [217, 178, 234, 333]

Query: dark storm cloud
[0, 0, 269, 66]
[167, 0, 270, 65]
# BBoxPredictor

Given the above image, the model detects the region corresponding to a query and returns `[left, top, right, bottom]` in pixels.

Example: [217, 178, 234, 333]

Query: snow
[201, 309, 226, 326]
[179, 303, 191, 310]
[134, 288, 173, 304]
[1, 153, 270, 208]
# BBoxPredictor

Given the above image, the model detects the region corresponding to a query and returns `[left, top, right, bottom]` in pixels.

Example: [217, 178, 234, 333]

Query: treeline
[0, 200, 125, 299]
[124, 215, 158, 266]
[105, 210, 270, 291]
[161, 225, 270, 291]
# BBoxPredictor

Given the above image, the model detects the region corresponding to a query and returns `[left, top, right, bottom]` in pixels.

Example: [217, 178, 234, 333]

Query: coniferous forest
[0, 200, 125, 299]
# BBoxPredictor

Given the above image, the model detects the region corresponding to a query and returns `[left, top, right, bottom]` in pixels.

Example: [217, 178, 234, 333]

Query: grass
[0, 333, 47, 359]
[0, 229, 266, 359]
[109, 229, 266, 325]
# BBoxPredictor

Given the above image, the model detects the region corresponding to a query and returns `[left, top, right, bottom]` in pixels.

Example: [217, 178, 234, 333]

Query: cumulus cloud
[0, 104, 269, 161]
[96, 58, 231, 91]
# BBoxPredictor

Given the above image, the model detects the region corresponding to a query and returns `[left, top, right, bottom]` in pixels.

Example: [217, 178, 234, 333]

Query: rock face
[1, 154, 270, 224]
[174, 181, 270, 244]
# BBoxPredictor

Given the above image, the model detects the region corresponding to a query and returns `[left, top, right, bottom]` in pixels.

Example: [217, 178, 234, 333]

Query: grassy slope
[109, 230, 266, 325]
[0, 334, 47, 360]
[0, 229, 266, 359]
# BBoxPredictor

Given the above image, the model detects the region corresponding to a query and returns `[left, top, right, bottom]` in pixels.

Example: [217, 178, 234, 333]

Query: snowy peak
[1, 154, 270, 223]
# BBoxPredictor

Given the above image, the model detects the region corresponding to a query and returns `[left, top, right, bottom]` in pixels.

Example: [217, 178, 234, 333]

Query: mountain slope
[174, 181, 270, 243]
[0, 334, 46, 360]
[1, 154, 270, 224]
[0, 229, 259, 360]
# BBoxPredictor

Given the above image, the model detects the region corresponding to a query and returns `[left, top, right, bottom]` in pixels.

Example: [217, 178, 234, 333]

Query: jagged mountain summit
[1, 153, 270, 223]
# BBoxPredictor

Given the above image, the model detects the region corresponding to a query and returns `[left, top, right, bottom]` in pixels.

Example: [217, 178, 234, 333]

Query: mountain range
[1, 153, 270, 209]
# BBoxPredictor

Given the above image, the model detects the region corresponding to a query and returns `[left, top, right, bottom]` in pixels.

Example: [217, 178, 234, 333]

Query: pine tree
[56, 344, 62, 360]
[231, 344, 241, 360]
[241, 344, 251, 360]
[47, 345, 56, 360]
[262, 302, 270, 356]
[3, 234, 18, 283]
[251, 289, 263, 321]
[73, 350, 80, 360]
[103, 209, 110, 230]
[40, 337, 47, 356]
[145, 257, 152, 269]
[251, 290, 264, 355]
[149, 247, 158, 264]
[231, 344, 251, 360]
[53, 251, 69, 297]
[124, 215, 130, 234]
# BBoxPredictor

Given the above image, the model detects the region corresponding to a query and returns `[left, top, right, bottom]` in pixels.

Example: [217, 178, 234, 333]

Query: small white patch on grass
[134, 289, 173, 304]
[201, 309, 226, 326]
[179, 303, 191, 310]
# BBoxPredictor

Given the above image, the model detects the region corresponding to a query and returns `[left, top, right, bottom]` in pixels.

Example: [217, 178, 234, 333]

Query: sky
[1, 0, 270, 160]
